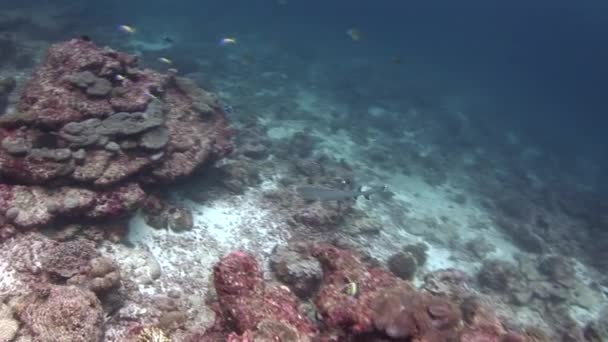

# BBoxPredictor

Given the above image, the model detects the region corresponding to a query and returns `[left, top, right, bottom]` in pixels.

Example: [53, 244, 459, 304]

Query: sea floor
[0, 17, 606, 339]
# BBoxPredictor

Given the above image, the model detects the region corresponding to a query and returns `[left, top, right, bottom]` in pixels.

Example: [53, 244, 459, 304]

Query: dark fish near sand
[296, 185, 388, 201]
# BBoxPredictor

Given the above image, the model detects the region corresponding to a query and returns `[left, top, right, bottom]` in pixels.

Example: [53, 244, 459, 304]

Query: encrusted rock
[206, 251, 317, 340]
[478, 259, 519, 293]
[241, 142, 268, 160]
[4, 207, 19, 221]
[29, 147, 72, 162]
[67, 71, 97, 88]
[269, 243, 323, 299]
[72, 148, 86, 162]
[0, 303, 19, 342]
[372, 287, 460, 339]
[16, 285, 104, 342]
[402, 242, 429, 266]
[104, 141, 120, 152]
[58, 118, 102, 147]
[67, 256, 121, 294]
[387, 251, 418, 280]
[42, 239, 99, 278]
[1, 135, 30, 155]
[96, 106, 163, 136]
[139, 126, 169, 150]
[167, 206, 193, 231]
[0, 39, 231, 228]
[86, 77, 112, 97]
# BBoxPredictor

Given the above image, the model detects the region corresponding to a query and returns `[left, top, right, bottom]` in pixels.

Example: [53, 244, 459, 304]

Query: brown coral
[17, 285, 104, 342]
[371, 287, 461, 339]
[42, 239, 99, 279]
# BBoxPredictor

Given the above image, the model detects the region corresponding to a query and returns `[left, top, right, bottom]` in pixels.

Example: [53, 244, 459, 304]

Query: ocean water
[1, 0, 607, 340]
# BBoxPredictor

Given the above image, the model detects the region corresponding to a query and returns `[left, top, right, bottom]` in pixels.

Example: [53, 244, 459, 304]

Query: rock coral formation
[387, 250, 418, 280]
[204, 251, 317, 341]
[15, 284, 104, 342]
[203, 245, 539, 341]
[0, 38, 231, 230]
[0, 303, 19, 342]
[269, 242, 323, 299]
[312, 244, 522, 341]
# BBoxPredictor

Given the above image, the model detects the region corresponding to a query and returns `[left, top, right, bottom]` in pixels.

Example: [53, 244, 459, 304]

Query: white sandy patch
[118, 188, 289, 293]
[0, 261, 19, 299]
[100, 188, 290, 339]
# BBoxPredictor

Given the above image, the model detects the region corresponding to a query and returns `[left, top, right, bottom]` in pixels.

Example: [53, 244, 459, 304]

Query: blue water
[2, 1, 608, 339]
[70, 0, 608, 162]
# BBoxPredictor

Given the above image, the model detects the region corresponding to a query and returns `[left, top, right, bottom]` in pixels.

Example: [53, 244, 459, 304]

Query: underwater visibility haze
[0, 0, 606, 341]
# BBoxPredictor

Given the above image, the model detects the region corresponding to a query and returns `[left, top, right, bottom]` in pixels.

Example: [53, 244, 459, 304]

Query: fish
[342, 282, 359, 297]
[115, 74, 126, 81]
[346, 28, 361, 41]
[117, 25, 136, 34]
[143, 90, 158, 100]
[296, 185, 388, 201]
[158, 57, 173, 65]
[219, 37, 237, 46]
[162, 36, 174, 44]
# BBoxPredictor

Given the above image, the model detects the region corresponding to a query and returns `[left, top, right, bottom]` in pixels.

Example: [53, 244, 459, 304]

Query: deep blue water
[6, 0, 608, 167]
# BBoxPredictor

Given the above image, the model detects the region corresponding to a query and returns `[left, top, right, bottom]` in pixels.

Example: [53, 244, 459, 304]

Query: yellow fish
[117, 25, 136, 34]
[158, 57, 173, 65]
[342, 282, 358, 297]
[346, 28, 361, 41]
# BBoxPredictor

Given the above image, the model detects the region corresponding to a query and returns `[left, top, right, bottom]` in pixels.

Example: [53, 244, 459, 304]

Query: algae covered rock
[16, 285, 104, 342]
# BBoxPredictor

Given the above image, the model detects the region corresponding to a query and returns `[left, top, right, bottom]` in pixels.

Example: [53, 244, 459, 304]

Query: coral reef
[0, 38, 231, 231]
[372, 287, 461, 339]
[203, 251, 317, 340]
[134, 326, 172, 342]
[0, 303, 19, 342]
[312, 245, 526, 341]
[269, 242, 323, 299]
[387, 251, 418, 280]
[15, 284, 104, 342]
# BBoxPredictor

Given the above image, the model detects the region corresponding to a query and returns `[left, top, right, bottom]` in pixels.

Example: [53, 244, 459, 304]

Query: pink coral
[0, 38, 231, 231]
[205, 251, 317, 340]
[312, 244, 407, 334]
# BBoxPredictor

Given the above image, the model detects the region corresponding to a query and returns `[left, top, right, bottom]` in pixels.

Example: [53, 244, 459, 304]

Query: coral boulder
[0, 38, 231, 229]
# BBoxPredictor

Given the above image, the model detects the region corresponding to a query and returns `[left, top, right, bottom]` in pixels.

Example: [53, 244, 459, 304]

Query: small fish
[223, 104, 234, 115]
[117, 25, 136, 34]
[219, 37, 237, 46]
[167, 68, 179, 74]
[392, 56, 403, 65]
[342, 282, 359, 297]
[162, 36, 174, 44]
[143, 90, 158, 99]
[79, 35, 91, 42]
[115, 74, 126, 81]
[346, 28, 361, 41]
[296, 185, 388, 201]
[158, 57, 173, 65]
